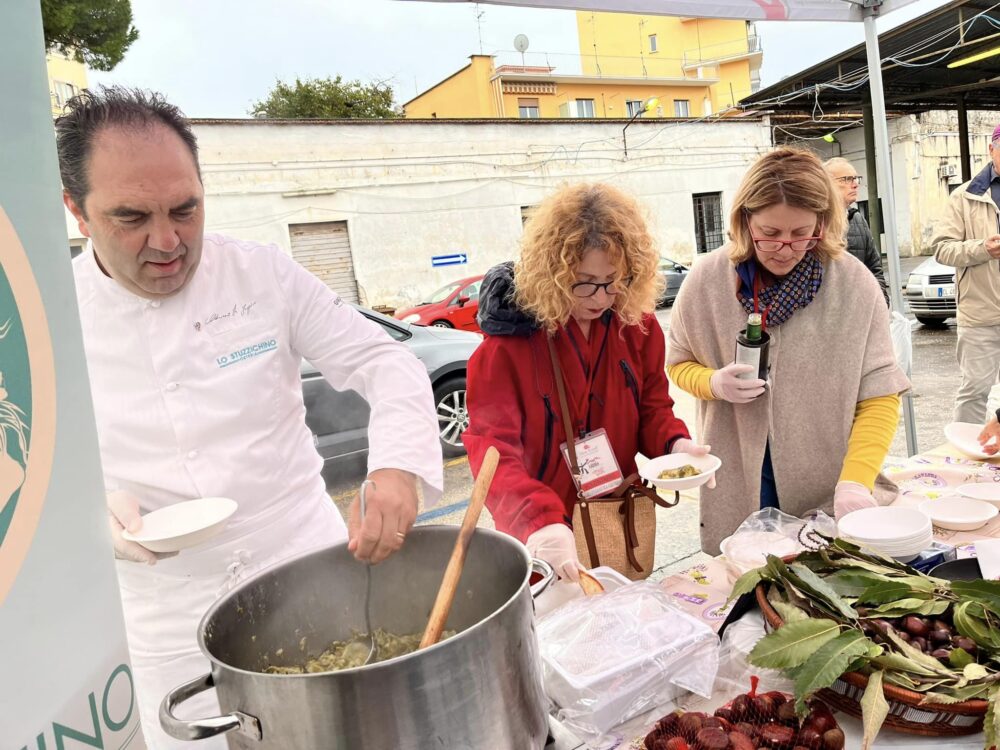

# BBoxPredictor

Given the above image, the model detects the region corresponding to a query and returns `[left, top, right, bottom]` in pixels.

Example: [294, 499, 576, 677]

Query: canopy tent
[410, 0, 919, 19]
[406, 0, 924, 454]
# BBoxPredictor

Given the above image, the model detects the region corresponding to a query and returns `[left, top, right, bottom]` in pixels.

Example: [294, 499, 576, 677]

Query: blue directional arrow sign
[431, 253, 468, 268]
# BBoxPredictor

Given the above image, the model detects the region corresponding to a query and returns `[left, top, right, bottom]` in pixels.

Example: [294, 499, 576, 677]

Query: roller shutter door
[288, 221, 360, 303]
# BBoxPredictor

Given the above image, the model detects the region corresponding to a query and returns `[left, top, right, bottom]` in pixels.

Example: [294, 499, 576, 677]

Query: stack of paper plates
[838, 506, 933, 562]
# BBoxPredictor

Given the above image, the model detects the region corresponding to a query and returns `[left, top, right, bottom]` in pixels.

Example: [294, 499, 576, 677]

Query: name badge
[560, 428, 624, 499]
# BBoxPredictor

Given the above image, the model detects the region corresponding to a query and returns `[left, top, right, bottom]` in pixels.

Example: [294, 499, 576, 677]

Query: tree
[249, 76, 399, 119]
[41, 0, 139, 72]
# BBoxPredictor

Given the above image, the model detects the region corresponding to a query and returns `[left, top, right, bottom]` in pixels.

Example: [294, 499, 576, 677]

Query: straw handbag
[546, 337, 677, 580]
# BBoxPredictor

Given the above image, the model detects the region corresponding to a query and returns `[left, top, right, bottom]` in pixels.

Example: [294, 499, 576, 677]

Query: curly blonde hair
[728, 147, 846, 264]
[514, 183, 662, 333]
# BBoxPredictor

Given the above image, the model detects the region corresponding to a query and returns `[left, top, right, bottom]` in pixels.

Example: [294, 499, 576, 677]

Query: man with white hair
[824, 157, 889, 306]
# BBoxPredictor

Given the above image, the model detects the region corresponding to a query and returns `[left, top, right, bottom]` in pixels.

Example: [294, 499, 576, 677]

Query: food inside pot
[659, 464, 701, 480]
[265, 628, 457, 673]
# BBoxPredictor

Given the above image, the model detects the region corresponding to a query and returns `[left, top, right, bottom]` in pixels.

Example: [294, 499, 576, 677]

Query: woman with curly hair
[667, 147, 910, 555]
[463, 182, 705, 581]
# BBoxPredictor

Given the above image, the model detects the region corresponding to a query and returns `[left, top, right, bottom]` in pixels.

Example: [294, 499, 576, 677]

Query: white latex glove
[107, 490, 176, 565]
[833, 480, 878, 521]
[670, 438, 717, 489]
[709, 363, 766, 404]
[526, 523, 582, 582]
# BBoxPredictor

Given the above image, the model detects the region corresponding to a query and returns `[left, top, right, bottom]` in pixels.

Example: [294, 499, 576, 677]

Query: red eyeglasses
[748, 221, 825, 254]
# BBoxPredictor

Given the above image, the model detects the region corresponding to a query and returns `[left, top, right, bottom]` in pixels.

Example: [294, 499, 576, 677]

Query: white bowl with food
[122, 497, 238, 553]
[919, 496, 998, 531]
[944, 421, 995, 460]
[956, 482, 1000, 508]
[639, 453, 722, 491]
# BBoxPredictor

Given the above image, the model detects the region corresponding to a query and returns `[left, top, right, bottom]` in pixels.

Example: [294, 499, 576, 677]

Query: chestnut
[677, 712, 704, 740]
[695, 728, 731, 750]
[777, 700, 799, 725]
[903, 616, 929, 638]
[753, 694, 779, 722]
[930, 629, 952, 645]
[823, 727, 846, 750]
[759, 723, 797, 748]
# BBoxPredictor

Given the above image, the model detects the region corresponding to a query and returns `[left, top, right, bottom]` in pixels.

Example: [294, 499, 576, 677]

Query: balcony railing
[683, 35, 762, 67]
[492, 50, 720, 81]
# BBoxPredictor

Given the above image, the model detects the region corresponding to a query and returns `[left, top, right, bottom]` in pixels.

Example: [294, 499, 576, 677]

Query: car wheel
[916, 316, 948, 327]
[431, 320, 454, 328]
[434, 377, 468, 458]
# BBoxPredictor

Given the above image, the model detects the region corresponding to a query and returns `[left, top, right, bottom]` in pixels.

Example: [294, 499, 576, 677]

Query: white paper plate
[956, 483, 1000, 508]
[639, 453, 722, 491]
[919, 497, 998, 531]
[838, 506, 930, 542]
[122, 497, 238, 553]
[944, 421, 995, 460]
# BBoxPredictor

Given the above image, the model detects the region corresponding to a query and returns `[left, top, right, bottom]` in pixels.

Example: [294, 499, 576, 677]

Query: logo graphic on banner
[0, 207, 56, 605]
[753, 0, 789, 19]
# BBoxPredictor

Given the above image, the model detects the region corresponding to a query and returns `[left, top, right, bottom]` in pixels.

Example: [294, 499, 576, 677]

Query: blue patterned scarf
[736, 254, 823, 329]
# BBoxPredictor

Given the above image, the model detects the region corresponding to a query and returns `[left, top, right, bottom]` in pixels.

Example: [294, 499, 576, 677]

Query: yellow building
[403, 16, 760, 120]
[46, 50, 88, 118]
[577, 13, 761, 116]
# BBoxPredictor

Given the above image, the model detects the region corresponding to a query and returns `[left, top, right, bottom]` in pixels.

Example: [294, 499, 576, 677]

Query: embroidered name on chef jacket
[217, 339, 277, 369]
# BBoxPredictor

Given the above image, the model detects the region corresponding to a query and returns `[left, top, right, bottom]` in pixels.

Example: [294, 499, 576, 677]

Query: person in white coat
[57, 87, 444, 748]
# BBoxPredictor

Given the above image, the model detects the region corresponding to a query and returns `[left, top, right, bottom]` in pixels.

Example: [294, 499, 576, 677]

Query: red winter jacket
[462, 263, 690, 542]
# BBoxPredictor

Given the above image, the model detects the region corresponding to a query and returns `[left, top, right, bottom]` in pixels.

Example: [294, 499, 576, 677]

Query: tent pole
[958, 96, 972, 182]
[864, 2, 919, 455]
[862, 103, 882, 253]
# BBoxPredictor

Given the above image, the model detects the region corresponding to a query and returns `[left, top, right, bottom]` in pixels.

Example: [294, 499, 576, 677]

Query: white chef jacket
[73, 234, 443, 749]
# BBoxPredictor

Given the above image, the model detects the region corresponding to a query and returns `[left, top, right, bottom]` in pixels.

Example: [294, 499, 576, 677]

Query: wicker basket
[755, 581, 988, 736]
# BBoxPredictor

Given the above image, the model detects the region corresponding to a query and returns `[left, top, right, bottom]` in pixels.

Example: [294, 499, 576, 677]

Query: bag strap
[546, 334, 579, 477]
[547, 335, 604, 567]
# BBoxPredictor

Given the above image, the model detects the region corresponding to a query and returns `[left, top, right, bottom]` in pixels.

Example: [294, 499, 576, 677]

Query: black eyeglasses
[571, 277, 633, 298]
[835, 175, 863, 185]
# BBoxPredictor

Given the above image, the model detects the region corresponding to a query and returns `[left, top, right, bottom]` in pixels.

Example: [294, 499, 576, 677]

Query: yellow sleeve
[667, 361, 716, 401]
[839, 394, 901, 488]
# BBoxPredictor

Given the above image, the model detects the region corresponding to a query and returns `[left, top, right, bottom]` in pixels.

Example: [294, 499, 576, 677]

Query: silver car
[904, 257, 956, 327]
[659, 256, 689, 306]
[301, 307, 481, 461]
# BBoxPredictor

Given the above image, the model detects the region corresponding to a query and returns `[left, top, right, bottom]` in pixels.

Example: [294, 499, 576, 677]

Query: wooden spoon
[419, 446, 499, 649]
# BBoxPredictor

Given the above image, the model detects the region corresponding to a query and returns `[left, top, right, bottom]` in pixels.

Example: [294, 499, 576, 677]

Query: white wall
[184, 118, 771, 308]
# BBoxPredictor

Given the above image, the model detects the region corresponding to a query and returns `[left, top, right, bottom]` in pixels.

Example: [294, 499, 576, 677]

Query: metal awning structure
[743, 0, 1000, 114]
[406, 0, 932, 454]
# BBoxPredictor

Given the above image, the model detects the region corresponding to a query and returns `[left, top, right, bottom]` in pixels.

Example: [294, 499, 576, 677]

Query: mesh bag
[642, 678, 845, 750]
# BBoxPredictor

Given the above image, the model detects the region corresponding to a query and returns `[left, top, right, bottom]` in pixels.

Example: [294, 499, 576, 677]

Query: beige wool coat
[667, 248, 911, 554]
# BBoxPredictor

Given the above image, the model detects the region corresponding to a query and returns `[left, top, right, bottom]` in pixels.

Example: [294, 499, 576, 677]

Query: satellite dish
[514, 34, 530, 53]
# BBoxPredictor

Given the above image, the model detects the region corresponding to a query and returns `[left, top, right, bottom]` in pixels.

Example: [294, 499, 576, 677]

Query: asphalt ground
[327, 255, 971, 578]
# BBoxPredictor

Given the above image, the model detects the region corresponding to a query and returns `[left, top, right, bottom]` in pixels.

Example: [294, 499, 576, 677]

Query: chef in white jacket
[57, 87, 443, 748]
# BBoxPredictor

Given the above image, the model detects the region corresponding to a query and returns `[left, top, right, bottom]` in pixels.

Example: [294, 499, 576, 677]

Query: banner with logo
[0, 2, 144, 747]
[401, 0, 919, 21]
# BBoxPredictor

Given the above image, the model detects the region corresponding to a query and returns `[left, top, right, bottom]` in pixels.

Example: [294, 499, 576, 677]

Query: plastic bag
[718, 507, 836, 576]
[891, 310, 913, 374]
[536, 581, 720, 748]
[711, 611, 792, 705]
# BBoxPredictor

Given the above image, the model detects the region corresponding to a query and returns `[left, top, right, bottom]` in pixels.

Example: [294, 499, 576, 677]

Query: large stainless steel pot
[160, 526, 555, 749]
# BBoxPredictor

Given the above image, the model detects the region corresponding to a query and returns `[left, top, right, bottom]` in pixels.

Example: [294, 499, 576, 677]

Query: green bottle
[735, 313, 770, 381]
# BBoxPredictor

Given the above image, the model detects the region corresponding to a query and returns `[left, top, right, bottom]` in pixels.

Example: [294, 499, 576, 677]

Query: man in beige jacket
[932, 123, 1000, 424]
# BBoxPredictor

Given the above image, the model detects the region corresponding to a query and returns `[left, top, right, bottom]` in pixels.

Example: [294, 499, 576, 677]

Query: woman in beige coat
[667, 148, 910, 554]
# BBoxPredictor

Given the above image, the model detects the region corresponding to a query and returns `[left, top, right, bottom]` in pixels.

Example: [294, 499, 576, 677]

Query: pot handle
[159, 672, 263, 741]
[529, 558, 555, 599]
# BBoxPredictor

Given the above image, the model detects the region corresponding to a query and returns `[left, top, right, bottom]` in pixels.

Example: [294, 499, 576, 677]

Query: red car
[396, 275, 484, 332]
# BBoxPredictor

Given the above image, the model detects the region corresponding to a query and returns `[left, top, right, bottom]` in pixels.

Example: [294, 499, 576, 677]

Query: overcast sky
[90, 0, 950, 118]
